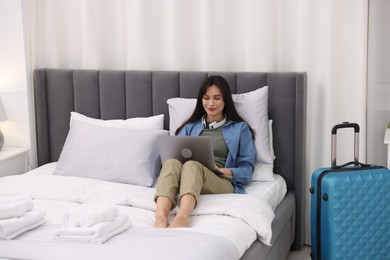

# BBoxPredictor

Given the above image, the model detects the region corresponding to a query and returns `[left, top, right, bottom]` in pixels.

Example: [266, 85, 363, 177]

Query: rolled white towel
[0, 200, 29, 220]
[62, 204, 119, 228]
[0, 210, 46, 240]
[54, 214, 130, 244]
[0, 194, 33, 212]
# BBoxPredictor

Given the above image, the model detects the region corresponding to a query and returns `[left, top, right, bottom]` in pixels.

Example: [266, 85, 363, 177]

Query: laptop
[157, 135, 223, 176]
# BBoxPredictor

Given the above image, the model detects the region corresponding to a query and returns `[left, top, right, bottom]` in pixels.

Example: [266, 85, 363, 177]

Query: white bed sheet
[0, 163, 287, 260]
[23, 162, 287, 211]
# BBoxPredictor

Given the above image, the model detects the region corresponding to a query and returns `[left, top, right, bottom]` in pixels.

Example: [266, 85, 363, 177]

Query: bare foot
[168, 213, 190, 228]
[154, 214, 169, 228]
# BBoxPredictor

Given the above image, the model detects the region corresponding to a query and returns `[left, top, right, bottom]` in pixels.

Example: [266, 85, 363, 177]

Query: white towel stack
[0, 194, 45, 240]
[54, 204, 131, 243]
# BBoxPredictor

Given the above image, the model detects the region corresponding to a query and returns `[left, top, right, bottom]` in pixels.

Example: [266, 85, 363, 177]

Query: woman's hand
[215, 166, 233, 176]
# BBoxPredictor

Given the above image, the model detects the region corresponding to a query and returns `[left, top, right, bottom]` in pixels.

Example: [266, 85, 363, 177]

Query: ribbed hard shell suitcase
[310, 122, 390, 260]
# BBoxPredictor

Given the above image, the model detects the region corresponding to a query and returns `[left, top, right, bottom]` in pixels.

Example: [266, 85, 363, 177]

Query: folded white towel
[63, 204, 119, 228]
[54, 214, 130, 244]
[0, 194, 33, 212]
[0, 210, 46, 240]
[0, 200, 29, 220]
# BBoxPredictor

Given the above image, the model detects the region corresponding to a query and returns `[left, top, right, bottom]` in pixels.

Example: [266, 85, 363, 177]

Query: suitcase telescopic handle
[331, 122, 360, 169]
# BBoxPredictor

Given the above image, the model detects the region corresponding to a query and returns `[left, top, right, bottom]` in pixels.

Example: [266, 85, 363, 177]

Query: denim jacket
[178, 119, 256, 193]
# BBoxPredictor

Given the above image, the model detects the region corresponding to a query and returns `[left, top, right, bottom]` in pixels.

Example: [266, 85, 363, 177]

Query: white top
[0, 147, 29, 161]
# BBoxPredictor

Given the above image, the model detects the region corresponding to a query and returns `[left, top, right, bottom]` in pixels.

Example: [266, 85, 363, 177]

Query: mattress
[0, 163, 287, 260]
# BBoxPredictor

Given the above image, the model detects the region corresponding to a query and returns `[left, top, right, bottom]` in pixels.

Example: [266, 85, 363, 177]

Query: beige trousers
[155, 159, 234, 206]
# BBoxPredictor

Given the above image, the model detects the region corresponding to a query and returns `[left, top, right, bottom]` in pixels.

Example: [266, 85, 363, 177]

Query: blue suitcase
[310, 122, 390, 260]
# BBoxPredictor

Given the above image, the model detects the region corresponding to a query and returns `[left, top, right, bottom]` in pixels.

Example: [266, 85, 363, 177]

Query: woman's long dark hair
[175, 75, 255, 137]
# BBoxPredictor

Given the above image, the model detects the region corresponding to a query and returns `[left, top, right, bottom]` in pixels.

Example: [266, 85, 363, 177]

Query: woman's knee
[183, 160, 203, 171]
[163, 158, 182, 167]
[182, 160, 205, 178]
[161, 159, 182, 172]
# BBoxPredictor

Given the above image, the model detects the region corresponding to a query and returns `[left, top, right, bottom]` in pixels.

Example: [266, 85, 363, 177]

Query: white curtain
[25, 0, 369, 244]
[367, 0, 390, 167]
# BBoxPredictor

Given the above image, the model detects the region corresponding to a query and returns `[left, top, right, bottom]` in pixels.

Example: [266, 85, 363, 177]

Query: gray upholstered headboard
[33, 69, 306, 247]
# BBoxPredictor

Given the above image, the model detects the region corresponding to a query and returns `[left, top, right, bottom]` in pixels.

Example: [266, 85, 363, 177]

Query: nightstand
[0, 147, 30, 177]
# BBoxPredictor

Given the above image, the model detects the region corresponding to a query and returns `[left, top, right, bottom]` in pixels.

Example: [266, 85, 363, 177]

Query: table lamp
[0, 96, 7, 151]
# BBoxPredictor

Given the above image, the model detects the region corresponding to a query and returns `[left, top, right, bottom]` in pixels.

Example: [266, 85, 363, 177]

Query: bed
[0, 69, 306, 260]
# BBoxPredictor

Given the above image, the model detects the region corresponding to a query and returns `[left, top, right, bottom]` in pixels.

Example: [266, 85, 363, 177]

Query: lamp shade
[0, 96, 7, 122]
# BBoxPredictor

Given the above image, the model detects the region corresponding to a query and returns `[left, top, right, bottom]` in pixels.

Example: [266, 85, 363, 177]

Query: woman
[154, 75, 256, 228]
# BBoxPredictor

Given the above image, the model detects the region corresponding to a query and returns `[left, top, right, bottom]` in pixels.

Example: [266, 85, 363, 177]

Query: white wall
[0, 0, 31, 162]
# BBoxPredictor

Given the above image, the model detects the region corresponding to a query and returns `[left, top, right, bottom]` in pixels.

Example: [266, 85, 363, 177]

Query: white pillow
[252, 164, 274, 182]
[70, 111, 164, 130]
[252, 120, 276, 182]
[54, 119, 169, 186]
[232, 87, 272, 164]
[167, 87, 273, 164]
[268, 120, 276, 160]
[167, 98, 197, 135]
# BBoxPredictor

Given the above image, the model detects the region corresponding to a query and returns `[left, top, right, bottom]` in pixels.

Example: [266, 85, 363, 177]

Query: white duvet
[0, 163, 287, 260]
